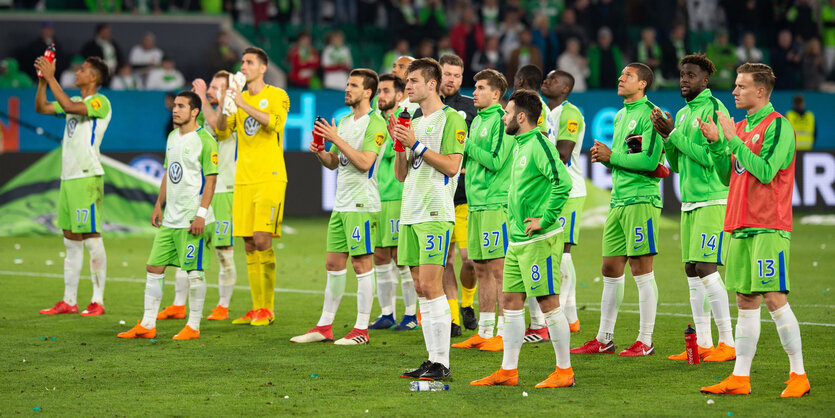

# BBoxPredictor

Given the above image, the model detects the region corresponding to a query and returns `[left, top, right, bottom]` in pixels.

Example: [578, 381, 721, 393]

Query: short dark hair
[85, 56, 110, 87]
[508, 89, 543, 125]
[737, 62, 776, 94]
[680, 53, 716, 76]
[438, 54, 464, 69]
[474, 69, 508, 96]
[94, 23, 108, 35]
[242, 46, 268, 65]
[350, 68, 380, 100]
[213, 70, 232, 80]
[379, 73, 405, 93]
[627, 62, 654, 92]
[553, 70, 575, 92]
[176, 90, 202, 112]
[515, 64, 543, 89]
[407, 57, 442, 93]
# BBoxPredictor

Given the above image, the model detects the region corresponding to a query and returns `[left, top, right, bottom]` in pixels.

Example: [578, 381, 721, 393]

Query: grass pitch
[1, 217, 833, 416]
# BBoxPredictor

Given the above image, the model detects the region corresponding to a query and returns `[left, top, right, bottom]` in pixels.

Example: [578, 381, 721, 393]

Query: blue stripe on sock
[546, 256, 554, 294]
[778, 250, 786, 291]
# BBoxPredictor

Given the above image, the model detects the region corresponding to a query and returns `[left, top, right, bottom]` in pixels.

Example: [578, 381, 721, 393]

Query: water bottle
[37, 43, 56, 78]
[393, 109, 411, 152]
[311, 116, 326, 151]
[409, 381, 449, 391]
[685, 324, 700, 365]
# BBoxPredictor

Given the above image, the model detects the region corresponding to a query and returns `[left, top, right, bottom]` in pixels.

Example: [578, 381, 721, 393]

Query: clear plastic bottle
[409, 381, 449, 391]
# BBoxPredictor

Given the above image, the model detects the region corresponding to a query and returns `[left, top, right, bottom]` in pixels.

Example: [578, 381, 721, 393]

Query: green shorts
[467, 209, 508, 260]
[725, 232, 791, 294]
[602, 203, 660, 257]
[211, 192, 234, 247]
[503, 231, 564, 297]
[397, 221, 453, 267]
[147, 225, 214, 270]
[681, 205, 728, 264]
[375, 200, 401, 248]
[57, 176, 104, 234]
[558, 196, 585, 246]
[326, 211, 376, 256]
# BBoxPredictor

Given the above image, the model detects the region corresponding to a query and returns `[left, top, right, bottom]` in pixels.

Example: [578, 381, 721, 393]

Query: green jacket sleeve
[727, 117, 795, 184]
[663, 136, 681, 173]
[534, 139, 571, 229]
[708, 139, 731, 185]
[465, 121, 513, 172]
[609, 121, 662, 171]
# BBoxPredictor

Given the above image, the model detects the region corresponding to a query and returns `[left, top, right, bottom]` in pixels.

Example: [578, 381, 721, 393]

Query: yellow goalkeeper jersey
[219, 84, 290, 185]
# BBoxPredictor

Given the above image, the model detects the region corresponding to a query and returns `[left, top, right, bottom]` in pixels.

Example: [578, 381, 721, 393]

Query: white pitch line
[3, 270, 835, 327]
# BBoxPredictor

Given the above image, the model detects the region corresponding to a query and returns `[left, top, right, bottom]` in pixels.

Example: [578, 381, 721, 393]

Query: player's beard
[345, 95, 361, 107]
[378, 99, 395, 113]
[505, 117, 520, 136]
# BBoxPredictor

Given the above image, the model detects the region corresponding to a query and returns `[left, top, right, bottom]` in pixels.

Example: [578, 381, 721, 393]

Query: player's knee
[763, 292, 788, 312]
[694, 262, 717, 278]
[684, 262, 698, 277]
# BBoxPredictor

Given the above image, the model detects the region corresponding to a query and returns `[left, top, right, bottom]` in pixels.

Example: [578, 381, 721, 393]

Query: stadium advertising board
[2, 89, 834, 152]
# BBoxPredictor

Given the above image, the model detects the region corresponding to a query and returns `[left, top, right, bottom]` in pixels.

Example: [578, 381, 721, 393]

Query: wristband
[411, 141, 428, 156]
[196, 207, 208, 219]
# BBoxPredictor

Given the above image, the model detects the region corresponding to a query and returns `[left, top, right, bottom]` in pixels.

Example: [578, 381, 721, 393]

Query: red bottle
[311, 116, 326, 151]
[37, 43, 56, 78]
[393, 109, 411, 152]
[685, 324, 700, 365]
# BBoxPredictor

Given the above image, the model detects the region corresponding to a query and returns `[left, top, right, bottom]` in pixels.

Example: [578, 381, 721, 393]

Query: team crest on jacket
[520, 156, 528, 166]
[339, 153, 349, 166]
[733, 158, 746, 174]
[751, 134, 760, 144]
[628, 120, 637, 130]
[244, 116, 260, 136]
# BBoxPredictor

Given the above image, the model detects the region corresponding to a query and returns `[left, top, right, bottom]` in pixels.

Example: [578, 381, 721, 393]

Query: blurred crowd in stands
[2, 0, 835, 93]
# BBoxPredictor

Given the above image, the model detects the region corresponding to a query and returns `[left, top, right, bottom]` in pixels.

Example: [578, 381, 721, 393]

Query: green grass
[1, 218, 833, 415]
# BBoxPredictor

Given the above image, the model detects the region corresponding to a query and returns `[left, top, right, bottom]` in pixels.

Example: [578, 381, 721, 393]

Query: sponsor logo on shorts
[168, 162, 183, 184]
[567, 120, 579, 134]
[761, 279, 775, 285]
[244, 116, 260, 136]
[488, 248, 498, 253]
[428, 253, 440, 258]
[66, 118, 78, 138]
[531, 284, 542, 290]
[351, 245, 359, 250]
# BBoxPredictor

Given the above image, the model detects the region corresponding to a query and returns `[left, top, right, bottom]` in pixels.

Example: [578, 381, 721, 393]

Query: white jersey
[399, 97, 420, 116]
[200, 115, 237, 194]
[546, 101, 587, 198]
[54, 94, 112, 180]
[332, 110, 386, 213]
[162, 127, 219, 228]
[400, 106, 467, 225]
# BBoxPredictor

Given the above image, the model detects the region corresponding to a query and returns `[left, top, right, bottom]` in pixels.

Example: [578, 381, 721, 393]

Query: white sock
[317, 269, 346, 327]
[186, 270, 207, 330]
[497, 315, 505, 337]
[702, 271, 734, 346]
[399, 266, 417, 316]
[478, 312, 496, 339]
[355, 270, 374, 329]
[418, 297, 435, 362]
[596, 275, 624, 343]
[545, 307, 571, 369]
[428, 295, 452, 368]
[62, 238, 83, 306]
[173, 268, 189, 306]
[84, 237, 106, 305]
[216, 247, 236, 307]
[375, 263, 396, 316]
[732, 308, 761, 377]
[687, 276, 712, 347]
[141, 272, 165, 329]
[561, 253, 578, 323]
[634, 271, 658, 346]
[500, 309, 525, 370]
[770, 304, 805, 375]
[528, 297, 546, 329]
